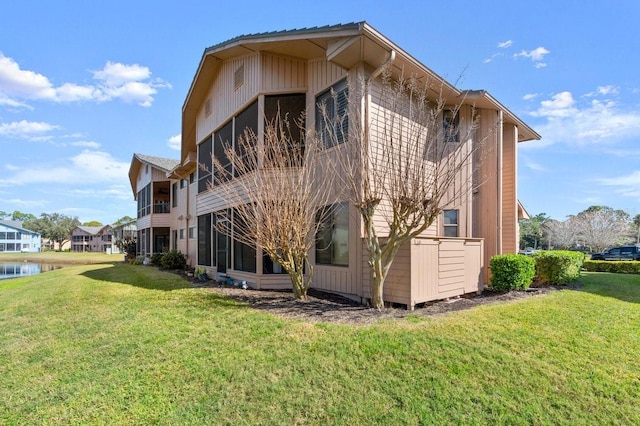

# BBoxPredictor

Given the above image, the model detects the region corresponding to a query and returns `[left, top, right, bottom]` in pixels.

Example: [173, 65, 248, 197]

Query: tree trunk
[289, 270, 307, 300]
[362, 205, 386, 310]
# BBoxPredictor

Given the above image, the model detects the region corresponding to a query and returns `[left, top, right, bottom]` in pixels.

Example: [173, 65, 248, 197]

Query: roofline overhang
[461, 90, 541, 142]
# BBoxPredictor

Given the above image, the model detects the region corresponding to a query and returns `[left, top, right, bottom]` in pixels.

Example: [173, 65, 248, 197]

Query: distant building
[128, 154, 180, 257]
[111, 219, 137, 254]
[70, 225, 113, 253]
[0, 220, 41, 253]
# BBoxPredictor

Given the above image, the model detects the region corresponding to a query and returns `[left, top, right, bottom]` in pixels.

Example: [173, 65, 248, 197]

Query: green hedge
[160, 250, 187, 270]
[533, 250, 584, 285]
[490, 254, 536, 290]
[583, 260, 640, 274]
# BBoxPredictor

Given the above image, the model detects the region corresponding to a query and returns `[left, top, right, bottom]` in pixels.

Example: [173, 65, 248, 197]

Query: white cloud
[525, 88, 640, 148]
[0, 53, 57, 100]
[498, 40, 513, 48]
[0, 149, 129, 187]
[596, 170, 640, 198]
[0, 53, 170, 108]
[523, 93, 540, 101]
[514, 47, 549, 67]
[168, 134, 181, 150]
[0, 120, 59, 139]
[69, 140, 101, 148]
[93, 61, 151, 86]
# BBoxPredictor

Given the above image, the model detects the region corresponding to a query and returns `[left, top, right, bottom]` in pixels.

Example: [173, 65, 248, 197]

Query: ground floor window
[232, 210, 256, 273]
[197, 214, 212, 266]
[316, 203, 349, 266]
[443, 210, 459, 237]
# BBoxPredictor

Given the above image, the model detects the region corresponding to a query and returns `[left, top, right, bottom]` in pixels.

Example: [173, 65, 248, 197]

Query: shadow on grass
[81, 262, 194, 292]
[577, 272, 640, 305]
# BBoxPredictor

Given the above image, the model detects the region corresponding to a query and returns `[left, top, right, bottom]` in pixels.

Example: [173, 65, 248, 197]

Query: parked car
[519, 247, 540, 256]
[590, 245, 640, 261]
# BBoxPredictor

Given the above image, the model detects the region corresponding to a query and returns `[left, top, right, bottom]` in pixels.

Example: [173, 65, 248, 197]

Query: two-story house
[128, 154, 179, 257]
[0, 220, 41, 253]
[178, 22, 539, 308]
[70, 225, 114, 253]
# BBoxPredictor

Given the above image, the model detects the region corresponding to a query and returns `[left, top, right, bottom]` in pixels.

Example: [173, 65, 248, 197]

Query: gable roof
[0, 220, 41, 236]
[73, 225, 112, 236]
[182, 21, 540, 161]
[128, 153, 180, 196]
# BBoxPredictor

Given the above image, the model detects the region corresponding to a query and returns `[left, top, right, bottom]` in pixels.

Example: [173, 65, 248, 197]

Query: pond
[0, 262, 61, 280]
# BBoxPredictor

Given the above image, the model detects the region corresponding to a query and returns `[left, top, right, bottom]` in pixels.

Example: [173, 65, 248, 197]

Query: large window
[137, 184, 151, 218]
[197, 214, 212, 266]
[234, 101, 259, 176]
[443, 109, 460, 143]
[443, 210, 459, 237]
[232, 209, 256, 273]
[214, 121, 233, 182]
[316, 203, 349, 266]
[198, 135, 212, 193]
[172, 182, 178, 207]
[316, 79, 348, 148]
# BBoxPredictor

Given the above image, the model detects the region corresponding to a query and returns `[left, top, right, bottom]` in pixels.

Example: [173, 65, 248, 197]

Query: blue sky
[1, 0, 639, 224]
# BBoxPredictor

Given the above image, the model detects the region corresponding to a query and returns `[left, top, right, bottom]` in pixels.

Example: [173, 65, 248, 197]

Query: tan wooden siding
[261, 53, 307, 93]
[364, 237, 483, 309]
[196, 54, 260, 142]
[308, 59, 348, 95]
[501, 123, 518, 254]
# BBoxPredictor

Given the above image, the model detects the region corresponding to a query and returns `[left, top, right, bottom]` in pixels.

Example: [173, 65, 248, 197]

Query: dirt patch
[194, 279, 564, 325]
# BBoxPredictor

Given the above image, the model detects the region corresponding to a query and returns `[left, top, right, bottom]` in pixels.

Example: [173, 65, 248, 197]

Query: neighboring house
[0, 220, 41, 253]
[71, 225, 114, 253]
[111, 219, 138, 254]
[128, 154, 179, 257]
[173, 22, 539, 308]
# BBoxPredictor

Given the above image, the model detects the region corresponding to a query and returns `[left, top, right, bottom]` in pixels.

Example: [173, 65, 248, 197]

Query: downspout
[496, 110, 503, 254]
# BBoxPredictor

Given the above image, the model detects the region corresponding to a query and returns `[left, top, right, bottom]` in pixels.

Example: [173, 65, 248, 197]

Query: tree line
[0, 210, 134, 250]
[520, 206, 640, 253]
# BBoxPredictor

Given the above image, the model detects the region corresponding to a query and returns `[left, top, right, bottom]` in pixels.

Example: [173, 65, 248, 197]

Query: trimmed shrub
[583, 260, 640, 274]
[490, 254, 536, 290]
[160, 250, 187, 270]
[150, 252, 165, 266]
[534, 250, 584, 285]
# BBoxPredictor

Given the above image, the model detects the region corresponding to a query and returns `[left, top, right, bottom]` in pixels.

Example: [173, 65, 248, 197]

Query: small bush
[150, 252, 165, 266]
[128, 257, 142, 265]
[583, 260, 640, 274]
[534, 250, 584, 285]
[160, 250, 187, 270]
[490, 254, 535, 290]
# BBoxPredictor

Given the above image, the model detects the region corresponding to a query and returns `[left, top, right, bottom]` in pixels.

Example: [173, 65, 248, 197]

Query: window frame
[443, 209, 459, 237]
[315, 79, 349, 149]
[315, 202, 349, 267]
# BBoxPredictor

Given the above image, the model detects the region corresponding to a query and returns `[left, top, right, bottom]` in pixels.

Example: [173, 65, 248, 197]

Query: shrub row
[140, 250, 187, 270]
[583, 260, 640, 274]
[490, 250, 586, 290]
[489, 254, 536, 290]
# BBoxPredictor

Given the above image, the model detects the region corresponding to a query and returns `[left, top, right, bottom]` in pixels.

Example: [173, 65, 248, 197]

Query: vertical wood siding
[501, 123, 518, 254]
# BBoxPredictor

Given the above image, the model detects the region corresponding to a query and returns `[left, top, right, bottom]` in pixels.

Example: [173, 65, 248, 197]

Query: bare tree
[207, 110, 336, 299]
[574, 206, 630, 252]
[544, 217, 579, 249]
[324, 69, 485, 309]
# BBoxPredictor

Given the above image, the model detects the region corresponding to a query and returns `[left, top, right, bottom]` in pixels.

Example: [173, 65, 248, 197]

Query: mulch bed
[190, 276, 565, 325]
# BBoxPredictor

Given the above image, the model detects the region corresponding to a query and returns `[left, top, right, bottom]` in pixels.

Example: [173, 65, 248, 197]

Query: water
[0, 262, 61, 280]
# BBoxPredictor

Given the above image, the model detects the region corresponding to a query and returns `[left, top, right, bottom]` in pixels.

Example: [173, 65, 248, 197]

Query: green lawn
[1, 259, 639, 425]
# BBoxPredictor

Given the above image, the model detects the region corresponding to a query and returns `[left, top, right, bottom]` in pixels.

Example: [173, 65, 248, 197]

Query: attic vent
[204, 97, 211, 117]
[234, 63, 244, 90]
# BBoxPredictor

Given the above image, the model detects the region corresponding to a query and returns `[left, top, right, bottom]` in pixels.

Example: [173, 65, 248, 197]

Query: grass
[1, 258, 639, 425]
